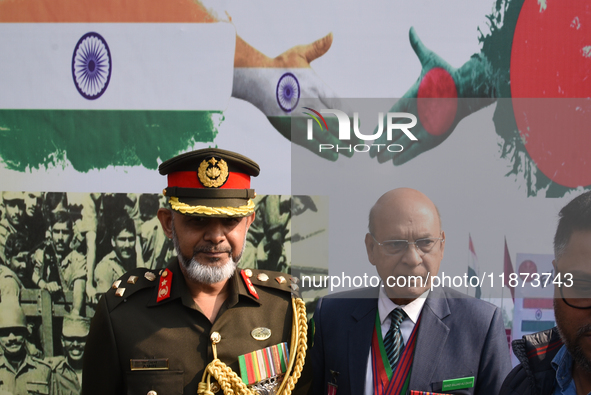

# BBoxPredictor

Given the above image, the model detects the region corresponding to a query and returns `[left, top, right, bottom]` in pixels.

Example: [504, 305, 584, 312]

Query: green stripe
[0, 109, 221, 172]
[521, 320, 555, 332]
[399, 367, 411, 395]
[278, 343, 287, 373]
[238, 355, 249, 384]
[442, 376, 474, 391]
[375, 311, 393, 380]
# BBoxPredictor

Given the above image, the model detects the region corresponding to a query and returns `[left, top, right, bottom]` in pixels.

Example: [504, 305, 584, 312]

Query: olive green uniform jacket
[47, 356, 81, 395]
[0, 353, 52, 395]
[82, 259, 295, 395]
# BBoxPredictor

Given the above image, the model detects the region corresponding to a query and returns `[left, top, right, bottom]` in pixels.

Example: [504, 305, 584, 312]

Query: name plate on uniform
[130, 358, 169, 371]
[441, 377, 474, 392]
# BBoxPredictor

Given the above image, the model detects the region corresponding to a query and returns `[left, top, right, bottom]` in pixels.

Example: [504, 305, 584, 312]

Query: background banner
[0, 0, 589, 390]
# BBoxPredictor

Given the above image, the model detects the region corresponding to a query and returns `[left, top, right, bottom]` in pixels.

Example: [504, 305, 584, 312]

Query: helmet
[0, 303, 27, 329]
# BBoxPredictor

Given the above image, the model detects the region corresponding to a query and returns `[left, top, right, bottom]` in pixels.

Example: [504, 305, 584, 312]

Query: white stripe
[0, 23, 235, 110]
[232, 67, 341, 117]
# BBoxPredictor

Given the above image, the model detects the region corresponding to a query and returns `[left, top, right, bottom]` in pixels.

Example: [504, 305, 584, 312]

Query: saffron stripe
[251, 352, 261, 382]
[523, 298, 553, 309]
[0, 0, 214, 22]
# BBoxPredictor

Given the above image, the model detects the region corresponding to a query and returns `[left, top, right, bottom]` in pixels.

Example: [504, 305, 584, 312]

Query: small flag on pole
[467, 234, 481, 299]
[504, 237, 515, 302]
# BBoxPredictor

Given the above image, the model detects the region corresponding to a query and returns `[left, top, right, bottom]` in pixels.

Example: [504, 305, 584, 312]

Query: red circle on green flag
[417, 68, 458, 136]
[510, 0, 591, 188]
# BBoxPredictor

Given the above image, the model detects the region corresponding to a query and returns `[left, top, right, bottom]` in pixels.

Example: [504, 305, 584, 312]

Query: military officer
[82, 148, 307, 395]
[0, 302, 53, 395]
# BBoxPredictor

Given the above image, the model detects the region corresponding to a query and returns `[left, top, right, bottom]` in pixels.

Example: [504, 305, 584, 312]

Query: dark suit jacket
[309, 287, 511, 395]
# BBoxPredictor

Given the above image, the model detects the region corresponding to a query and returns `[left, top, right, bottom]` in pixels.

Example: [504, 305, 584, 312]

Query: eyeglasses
[559, 276, 591, 309]
[370, 233, 444, 255]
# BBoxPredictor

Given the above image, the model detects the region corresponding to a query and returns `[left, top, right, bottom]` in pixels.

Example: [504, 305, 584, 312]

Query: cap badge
[198, 157, 229, 188]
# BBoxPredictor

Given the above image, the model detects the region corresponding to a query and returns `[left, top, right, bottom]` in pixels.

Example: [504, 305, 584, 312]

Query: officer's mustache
[4, 339, 22, 347]
[69, 344, 85, 351]
[192, 245, 232, 255]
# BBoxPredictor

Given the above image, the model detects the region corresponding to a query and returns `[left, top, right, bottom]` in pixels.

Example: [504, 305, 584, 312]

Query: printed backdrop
[0, 0, 590, 386]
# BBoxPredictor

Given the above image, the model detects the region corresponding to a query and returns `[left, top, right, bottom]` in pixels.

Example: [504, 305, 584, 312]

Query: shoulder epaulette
[44, 355, 67, 371]
[30, 356, 52, 369]
[104, 268, 159, 311]
[242, 268, 301, 298]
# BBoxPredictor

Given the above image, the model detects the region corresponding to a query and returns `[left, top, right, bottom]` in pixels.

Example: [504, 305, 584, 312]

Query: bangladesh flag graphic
[484, 0, 591, 196]
[0, 0, 235, 172]
[372, 0, 590, 197]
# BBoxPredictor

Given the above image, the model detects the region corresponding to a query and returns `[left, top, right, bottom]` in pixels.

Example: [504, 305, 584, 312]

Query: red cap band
[167, 171, 250, 189]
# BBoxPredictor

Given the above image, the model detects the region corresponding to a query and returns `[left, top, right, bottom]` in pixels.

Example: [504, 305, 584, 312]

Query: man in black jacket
[500, 191, 591, 395]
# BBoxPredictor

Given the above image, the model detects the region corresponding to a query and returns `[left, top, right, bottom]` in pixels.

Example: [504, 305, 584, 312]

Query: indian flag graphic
[0, 0, 235, 172]
[231, 32, 349, 162]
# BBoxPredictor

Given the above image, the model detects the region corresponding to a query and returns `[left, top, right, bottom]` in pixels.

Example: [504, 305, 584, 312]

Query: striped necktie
[383, 308, 407, 369]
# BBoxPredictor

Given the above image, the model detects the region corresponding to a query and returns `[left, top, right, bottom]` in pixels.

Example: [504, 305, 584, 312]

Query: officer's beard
[171, 216, 246, 285]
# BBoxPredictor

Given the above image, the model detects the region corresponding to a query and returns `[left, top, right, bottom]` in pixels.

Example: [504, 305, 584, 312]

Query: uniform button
[210, 382, 221, 393]
[147, 391, 157, 395]
[211, 331, 221, 344]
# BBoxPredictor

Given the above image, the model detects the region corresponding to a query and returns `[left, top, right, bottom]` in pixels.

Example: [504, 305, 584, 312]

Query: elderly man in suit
[309, 188, 511, 395]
